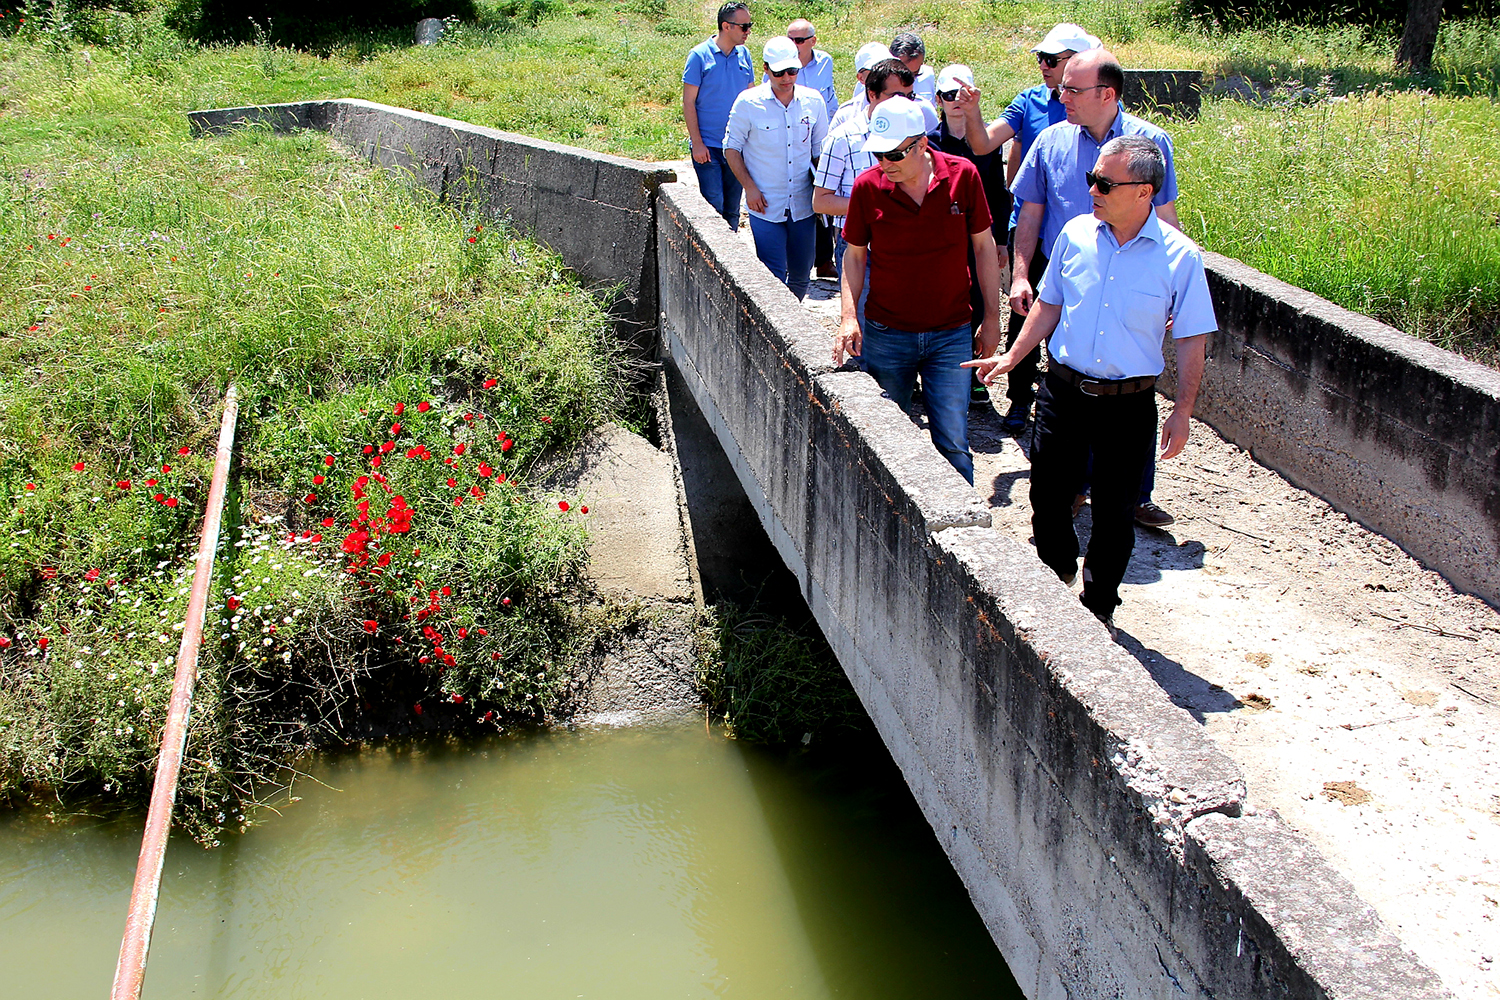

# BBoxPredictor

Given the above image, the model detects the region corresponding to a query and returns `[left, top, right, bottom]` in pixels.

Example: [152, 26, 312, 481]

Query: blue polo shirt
[997, 84, 1068, 229]
[684, 38, 756, 150]
[1038, 209, 1217, 379]
[763, 48, 837, 117]
[1011, 109, 1179, 258]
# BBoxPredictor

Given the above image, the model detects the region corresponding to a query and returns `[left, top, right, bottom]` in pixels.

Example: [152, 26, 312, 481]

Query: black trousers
[815, 213, 834, 268]
[1030, 372, 1156, 616]
[1004, 229, 1047, 408]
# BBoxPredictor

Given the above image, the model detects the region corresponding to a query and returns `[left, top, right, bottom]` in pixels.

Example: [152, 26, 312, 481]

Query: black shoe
[970, 381, 991, 408]
[1000, 402, 1028, 435]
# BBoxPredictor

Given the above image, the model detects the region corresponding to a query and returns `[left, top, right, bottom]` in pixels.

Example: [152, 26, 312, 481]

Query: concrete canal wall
[190, 100, 1465, 998]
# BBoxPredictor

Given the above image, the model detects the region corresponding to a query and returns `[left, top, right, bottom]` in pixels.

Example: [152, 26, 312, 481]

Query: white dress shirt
[723, 82, 830, 223]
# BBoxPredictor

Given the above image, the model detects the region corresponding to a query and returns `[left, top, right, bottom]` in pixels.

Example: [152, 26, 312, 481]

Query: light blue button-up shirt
[723, 83, 830, 223]
[997, 83, 1068, 230]
[1038, 209, 1217, 379]
[1011, 109, 1179, 259]
[764, 48, 837, 117]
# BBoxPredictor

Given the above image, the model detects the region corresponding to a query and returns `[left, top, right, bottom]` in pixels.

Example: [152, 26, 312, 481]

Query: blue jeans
[858, 319, 975, 484]
[691, 147, 742, 232]
[748, 214, 816, 300]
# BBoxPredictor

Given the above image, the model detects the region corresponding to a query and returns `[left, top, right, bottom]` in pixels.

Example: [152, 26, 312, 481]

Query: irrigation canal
[1, 723, 1021, 998]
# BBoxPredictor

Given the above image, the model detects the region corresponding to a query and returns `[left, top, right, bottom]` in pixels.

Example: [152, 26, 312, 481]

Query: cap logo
[872, 116, 890, 133]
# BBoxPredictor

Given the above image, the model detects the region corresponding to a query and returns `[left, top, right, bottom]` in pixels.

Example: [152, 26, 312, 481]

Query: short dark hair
[716, 2, 748, 28]
[1101, 135, 1165, 195]
[889, 32, 924, 58]
[1096, 57, 1124, 100]
[865, 58, 915, 99]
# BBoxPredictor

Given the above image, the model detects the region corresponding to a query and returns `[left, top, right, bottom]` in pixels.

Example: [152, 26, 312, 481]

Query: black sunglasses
[936, 88, 960, 101]
[1086, 171, 1151, 195]
[725, 19, 752, 30]
[1036, 52, 1062, 68]
[769, 66, 799, 78]
[787, 34, 814, 43]
[873, 138, 922, 162]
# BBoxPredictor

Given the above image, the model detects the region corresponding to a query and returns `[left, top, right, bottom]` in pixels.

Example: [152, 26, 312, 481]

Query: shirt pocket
[1124, 289, 1167, 334]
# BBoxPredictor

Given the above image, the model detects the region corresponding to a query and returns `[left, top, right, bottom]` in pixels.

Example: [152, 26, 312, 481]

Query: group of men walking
[683, 10, 1217, 630]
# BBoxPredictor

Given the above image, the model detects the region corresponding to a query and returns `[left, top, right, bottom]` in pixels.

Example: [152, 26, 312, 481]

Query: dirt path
[789, 267, 1500, 999]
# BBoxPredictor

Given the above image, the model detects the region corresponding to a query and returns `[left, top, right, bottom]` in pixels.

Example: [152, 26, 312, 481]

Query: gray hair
[890, 32, 925, 58]
[1100, 135, 1165, 196]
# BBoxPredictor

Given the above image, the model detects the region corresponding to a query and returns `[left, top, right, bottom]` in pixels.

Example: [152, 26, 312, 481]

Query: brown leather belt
[1047, 357, 1157, 397]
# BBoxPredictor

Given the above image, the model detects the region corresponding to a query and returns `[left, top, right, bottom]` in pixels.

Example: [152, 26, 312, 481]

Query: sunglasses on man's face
[874, 139, 921, 162]
[1036, 52, 1063, 68]
[1085, 171, 1150, 195]
[770, 66, 799, 78]
[726, 19, 752, 30]
[936, 88, 961, 102]
[788, 34, 814, 43]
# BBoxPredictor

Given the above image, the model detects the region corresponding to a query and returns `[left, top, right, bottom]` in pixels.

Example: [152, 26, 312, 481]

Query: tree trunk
[1396, 0, 1444, 73]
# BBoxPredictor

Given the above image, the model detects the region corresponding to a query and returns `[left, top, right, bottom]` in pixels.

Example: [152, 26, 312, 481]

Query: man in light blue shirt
[724, 36, 830, 300]
[1010, 47, 1183, 527]
[966, 135, 1215, 630]
[683, 3, 757, 231]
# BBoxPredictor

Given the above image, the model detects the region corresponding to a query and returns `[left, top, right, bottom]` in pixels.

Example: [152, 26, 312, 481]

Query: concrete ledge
[1160, 252, 1500, 607]
[188, 99, 675, 342]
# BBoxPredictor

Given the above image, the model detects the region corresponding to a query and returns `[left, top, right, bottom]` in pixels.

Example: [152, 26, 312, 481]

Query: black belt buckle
[1078, 378, 1106, 396]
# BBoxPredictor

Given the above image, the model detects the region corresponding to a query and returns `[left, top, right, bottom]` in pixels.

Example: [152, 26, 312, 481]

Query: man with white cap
[833, 96, 1002, 484]
[723, 36, 830, 300]
[830, 42, 892, 129]
[955, 22, 1100, 433]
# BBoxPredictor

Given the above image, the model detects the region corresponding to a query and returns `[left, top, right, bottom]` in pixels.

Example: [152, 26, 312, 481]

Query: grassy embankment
[42, 0, 1490, 362]
[0, 35, 634, 841]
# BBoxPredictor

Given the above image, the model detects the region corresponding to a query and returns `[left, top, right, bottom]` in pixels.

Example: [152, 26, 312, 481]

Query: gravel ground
[788, 265, 1500, 999]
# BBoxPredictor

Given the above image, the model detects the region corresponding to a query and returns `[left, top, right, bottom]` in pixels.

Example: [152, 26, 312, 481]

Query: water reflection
[0, 724, 1019, 999]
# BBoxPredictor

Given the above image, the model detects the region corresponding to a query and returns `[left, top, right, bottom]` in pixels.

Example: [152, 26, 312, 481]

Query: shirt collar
[1094, 207, 1164, 248]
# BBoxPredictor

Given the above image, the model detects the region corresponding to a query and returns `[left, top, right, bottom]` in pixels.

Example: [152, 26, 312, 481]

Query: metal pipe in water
[111, 384, 240, 1000]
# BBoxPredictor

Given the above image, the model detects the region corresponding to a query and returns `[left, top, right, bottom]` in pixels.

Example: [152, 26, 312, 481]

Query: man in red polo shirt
[834, 96, 1002, 484]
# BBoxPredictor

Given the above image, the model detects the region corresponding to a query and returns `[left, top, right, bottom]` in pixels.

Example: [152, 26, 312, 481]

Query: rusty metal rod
[112, 384, 239, 1000]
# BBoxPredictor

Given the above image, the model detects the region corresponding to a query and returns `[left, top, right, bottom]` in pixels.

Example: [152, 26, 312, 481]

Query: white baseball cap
[763, 36, 801, 73]
[854, 41, 893, 73]
[935, 64, 974, 94]
[1031, 23, 1101, 55]
[862, 96, 928, 154]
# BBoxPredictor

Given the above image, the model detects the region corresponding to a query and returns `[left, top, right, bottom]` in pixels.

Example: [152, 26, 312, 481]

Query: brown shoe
[816, 262, 839, 279]
[1134, 502, 1175, 529]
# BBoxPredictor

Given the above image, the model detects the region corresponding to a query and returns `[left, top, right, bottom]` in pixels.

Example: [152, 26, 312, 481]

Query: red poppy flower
[0, 637, 10, 649]
[581, 505, 589, 514]
[453, 443, 466, 456]
[28, 325, 38, 331]
[394, 402, 405, 416]
[541, 417, 553, 425]
[24, 483, 35, 491]
[363, 445, 374, 455]
[304, 493, 316, 504]
[470, 486, 484, 498]
[363, 620, 379, 634]
[227, 597, 241, 612]
[495, 473, 507, 485]
[453, 497, 463, 507]
[145, 479, 157, 487]
[501, 597, 511, 606]
[322, 517, 336, 528]
[483, 710, 495, 721]
[500, 438, 513, 452]
[413, 703, 423, 715]
[166, 498, 179, 507]
[37, 637, 48, 650]
[153, 493, 165, 502]
[467, 236, 477, 243]
[312, 475, 325, 486]
[391, 423, 402, 435]
[394, 224, 402, 230]
[377, 552, 392, 567]
[451, 693, 463, 703]
[84, 568, 100, 581]
[178, 446, 190, 455]
[463, 413, 474, 423]
[492, 651, 501, 660]
[310, 533, 322, 542]
[417, 401, 431, 413]
[379, 441, 395, 454]
[324, 455, 335, 467]
[72, 461, 85, 471]
[558, 500, 570, 512]
[371, 456, 382, 469]
[483, 378, 497, 389]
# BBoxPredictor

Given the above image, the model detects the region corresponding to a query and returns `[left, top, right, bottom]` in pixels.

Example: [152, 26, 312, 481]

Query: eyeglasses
[725, 20, 752, 30]
[1085, 171, 1150, 195]
[1036, 52, 1064, 69]
[873, 138, 922, 162]
[936, 88, 960, 102]
[769, 66, 799, 77]
[787, 35, 814, 44]
[1058, 83, 1107, 96]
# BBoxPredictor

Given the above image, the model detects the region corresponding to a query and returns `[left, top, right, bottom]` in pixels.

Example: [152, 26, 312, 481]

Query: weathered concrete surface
[655, 178, 1450, 999]
[187, 99, 675, 345]
[1123, 69, 1203, 118]
[1157, 253, 1500, 608]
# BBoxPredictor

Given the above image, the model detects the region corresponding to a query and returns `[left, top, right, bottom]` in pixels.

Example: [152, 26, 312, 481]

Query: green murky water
[1, 724, 1019, 998]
